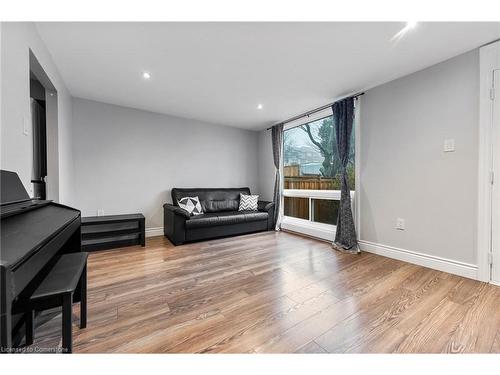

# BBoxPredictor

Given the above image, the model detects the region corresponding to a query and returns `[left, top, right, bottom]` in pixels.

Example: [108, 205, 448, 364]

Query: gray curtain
[332, 98, 359, 252]
[271, 123, 284, 230]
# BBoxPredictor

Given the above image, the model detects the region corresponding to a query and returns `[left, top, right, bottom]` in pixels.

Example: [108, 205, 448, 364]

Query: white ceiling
[36, 22, 500, 130]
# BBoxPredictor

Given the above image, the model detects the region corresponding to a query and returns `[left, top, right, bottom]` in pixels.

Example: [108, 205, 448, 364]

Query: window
[281, 113, 355, 240]
[311, 198, 339, 225]
[283, 115, 355, 190]
[284, 197, 309, 220]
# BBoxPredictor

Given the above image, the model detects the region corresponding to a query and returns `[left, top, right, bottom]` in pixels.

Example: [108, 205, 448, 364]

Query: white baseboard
[358, 240, 478, 280]
[146, 227, 163, 238]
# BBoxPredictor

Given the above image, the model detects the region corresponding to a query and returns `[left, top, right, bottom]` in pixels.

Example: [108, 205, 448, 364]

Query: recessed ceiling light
[142, 71, 151, 80]
[257, 104, 263, 110]
[391, 21, 419, 42]
[406, 21, 418, 29]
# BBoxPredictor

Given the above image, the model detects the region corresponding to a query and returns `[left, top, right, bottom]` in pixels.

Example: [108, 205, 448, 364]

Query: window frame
[280, 105, 359, 241]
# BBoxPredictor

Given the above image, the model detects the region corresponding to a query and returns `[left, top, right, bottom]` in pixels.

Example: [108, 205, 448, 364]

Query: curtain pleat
[271, 124, 284, 230]
[332, 98, 359, 252]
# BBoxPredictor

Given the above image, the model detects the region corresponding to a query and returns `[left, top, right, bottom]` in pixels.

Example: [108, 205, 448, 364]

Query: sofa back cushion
[171, 188, 251, 213]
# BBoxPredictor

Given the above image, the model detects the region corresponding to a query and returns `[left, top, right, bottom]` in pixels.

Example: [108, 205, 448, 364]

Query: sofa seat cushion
[185, 212, 219, 229]
[185, 211, 269, 229]
[218, 211, 268, 225]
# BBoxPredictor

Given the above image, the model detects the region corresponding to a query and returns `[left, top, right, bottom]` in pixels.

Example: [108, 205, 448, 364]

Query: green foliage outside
[299, 116, 355, 189]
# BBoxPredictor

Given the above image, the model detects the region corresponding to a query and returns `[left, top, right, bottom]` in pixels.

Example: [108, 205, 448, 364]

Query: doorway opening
[30, 74, 47, 199]
[29, 50, 59, 201]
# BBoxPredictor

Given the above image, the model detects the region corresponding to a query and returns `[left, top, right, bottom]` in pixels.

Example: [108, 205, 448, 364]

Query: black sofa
[163, 187, 274, 245]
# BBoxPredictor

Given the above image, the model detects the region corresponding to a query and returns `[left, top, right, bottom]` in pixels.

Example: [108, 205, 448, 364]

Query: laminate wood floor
[28, 231, 500, 353]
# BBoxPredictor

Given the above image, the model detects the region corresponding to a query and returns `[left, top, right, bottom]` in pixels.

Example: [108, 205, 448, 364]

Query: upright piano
[0, 170, 81, 351]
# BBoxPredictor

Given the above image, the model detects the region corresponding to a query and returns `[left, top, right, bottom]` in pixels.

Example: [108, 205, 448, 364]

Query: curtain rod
[266, 92, 364, 130]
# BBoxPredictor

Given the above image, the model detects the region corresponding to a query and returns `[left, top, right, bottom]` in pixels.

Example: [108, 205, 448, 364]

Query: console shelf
[81, 213, 145, 251]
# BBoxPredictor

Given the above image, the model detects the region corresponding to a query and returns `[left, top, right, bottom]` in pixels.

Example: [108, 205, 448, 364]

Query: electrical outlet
[97, 209, 105, 216]
[443, 139, 455, 152]
[396, 218, 405, 230]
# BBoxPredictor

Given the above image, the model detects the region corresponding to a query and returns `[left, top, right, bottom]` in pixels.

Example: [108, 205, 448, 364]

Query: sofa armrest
[163, 203, 189, 245]
[257, 200, 274, 212]
[258, 200, 275, 231]
[163, 203, 191, 219]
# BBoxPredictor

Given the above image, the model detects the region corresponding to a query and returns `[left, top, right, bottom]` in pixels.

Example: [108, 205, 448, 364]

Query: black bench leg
[62, 293, 73, 353]
[80, 265, 87, 329]
[25, 311, 34, 346]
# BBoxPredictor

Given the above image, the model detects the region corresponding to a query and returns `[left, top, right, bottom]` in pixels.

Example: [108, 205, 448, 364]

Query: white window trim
[281, 216, 336, 241]
[281, 189, 355, 241]
[283, 189, 355, 200]
[283, 108, 333, 131]
[354, 99, 361, 239]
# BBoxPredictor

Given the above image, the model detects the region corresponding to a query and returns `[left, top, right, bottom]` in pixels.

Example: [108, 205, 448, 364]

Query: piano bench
[25, 252, 88, 353]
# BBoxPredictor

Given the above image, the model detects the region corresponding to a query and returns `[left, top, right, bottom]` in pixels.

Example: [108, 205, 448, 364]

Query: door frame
[477, 40, 500, 283]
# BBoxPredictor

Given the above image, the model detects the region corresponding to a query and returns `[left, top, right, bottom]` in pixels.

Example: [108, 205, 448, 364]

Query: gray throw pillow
[178, 196, 204, 216]
[238, 194, 259, 211]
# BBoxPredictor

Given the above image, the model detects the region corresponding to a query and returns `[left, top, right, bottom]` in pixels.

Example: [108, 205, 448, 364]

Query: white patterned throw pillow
[238, 194, 259, 211]
[178, 196, 204, 216]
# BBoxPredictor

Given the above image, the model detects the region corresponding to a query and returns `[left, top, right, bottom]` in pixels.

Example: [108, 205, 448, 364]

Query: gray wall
[0, 22, 74, 204]
[71, 98, 260, 229]
[360, 50, 479, 265]
[257, 130, 275, 202]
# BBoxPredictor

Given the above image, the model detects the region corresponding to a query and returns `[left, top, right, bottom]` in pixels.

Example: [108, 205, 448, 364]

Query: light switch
[396, 218, 405, 230]
[444, 139, 455, 152]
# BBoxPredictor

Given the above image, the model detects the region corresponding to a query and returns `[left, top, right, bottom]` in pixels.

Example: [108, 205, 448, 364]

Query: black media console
[81, 213, 145, 251]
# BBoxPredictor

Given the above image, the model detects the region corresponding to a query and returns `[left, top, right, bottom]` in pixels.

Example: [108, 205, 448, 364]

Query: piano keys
[0, 170, 81, 351]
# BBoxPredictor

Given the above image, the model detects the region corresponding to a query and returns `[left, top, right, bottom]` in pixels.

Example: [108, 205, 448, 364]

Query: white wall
[71, 98, 260, 229]
[0, 22, 74, 204]
[359, 50, 479, 266]
[45, 91, 60, 201]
